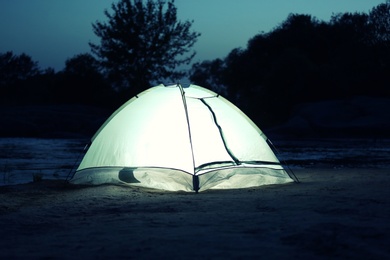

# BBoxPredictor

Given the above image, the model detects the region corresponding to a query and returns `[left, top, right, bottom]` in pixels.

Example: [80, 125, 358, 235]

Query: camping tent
[70, 84, 294, 192]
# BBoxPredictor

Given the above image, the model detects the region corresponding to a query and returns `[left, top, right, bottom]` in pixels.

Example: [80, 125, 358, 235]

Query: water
[0, 138, 88, 186]
[271, 138, 390, 169]
[1, 137, 389, 186]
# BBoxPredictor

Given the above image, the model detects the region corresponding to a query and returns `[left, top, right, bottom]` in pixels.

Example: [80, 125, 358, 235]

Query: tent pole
[200, 98, 240, 165]
[177, 84, 199, 192]
[66, 142, 90, 181]
[267, 139, 300, 183]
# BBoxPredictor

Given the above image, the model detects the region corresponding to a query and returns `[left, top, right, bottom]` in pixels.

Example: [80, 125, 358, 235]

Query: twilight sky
[0, 0, 385, 71]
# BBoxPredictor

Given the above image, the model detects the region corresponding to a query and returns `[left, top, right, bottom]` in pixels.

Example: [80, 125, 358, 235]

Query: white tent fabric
[71, 84, 293, 192]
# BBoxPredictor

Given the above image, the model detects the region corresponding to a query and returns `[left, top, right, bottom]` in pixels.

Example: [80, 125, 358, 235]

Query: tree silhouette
[90, 0, 200, 96]
[63, 53, 101, 77]
[0, 51, 40, 88]
[189, 4, 390, 127]
[57, 53, 115, 106]
[369, 1, 390, 44]
[0, 52, 41, 104]
[189, 58, 226, 95]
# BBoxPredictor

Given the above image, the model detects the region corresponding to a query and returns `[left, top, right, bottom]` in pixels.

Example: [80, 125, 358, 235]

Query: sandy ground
[0, 168, 389, 259]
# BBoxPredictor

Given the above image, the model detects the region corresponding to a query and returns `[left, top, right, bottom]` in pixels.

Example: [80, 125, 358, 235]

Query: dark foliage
[1, 2, 389, 131]
[90, 0, 200, 97]
[189, 2, 390, 127]
[0, 52, 117, 108]
[0, 51, 40, 86]
[56, 54, 117, 107]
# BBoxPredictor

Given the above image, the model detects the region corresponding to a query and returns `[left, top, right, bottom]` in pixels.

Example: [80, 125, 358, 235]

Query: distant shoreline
[0, 104, 111, 139]
[1, 96, 390, 139]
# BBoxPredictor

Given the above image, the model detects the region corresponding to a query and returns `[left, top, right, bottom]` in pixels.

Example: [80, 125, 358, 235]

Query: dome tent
[70, 84, 294, 192]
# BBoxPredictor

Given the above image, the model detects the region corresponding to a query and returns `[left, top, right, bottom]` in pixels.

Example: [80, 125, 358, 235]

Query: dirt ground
[1, 168, 389, 259]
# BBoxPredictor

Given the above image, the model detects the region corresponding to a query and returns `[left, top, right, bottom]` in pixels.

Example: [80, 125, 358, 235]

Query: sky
[0, 0, 386, 72]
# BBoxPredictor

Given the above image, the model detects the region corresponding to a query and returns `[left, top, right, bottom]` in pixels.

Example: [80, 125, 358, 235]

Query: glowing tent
[70, 84, 294, 192]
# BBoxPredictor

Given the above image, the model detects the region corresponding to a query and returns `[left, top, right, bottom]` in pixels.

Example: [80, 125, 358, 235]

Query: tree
[368, 1, 390, 96]
[369, 1, 390, 44]
[63, 53, 101, 77]
[189, 59, 226, 95]
[58, 53, 116, 106]
[90, 0, 200, 96]
[0, 52, 41, 104]
[189, 4, 390, 128]
[0, 51, 40, 88]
